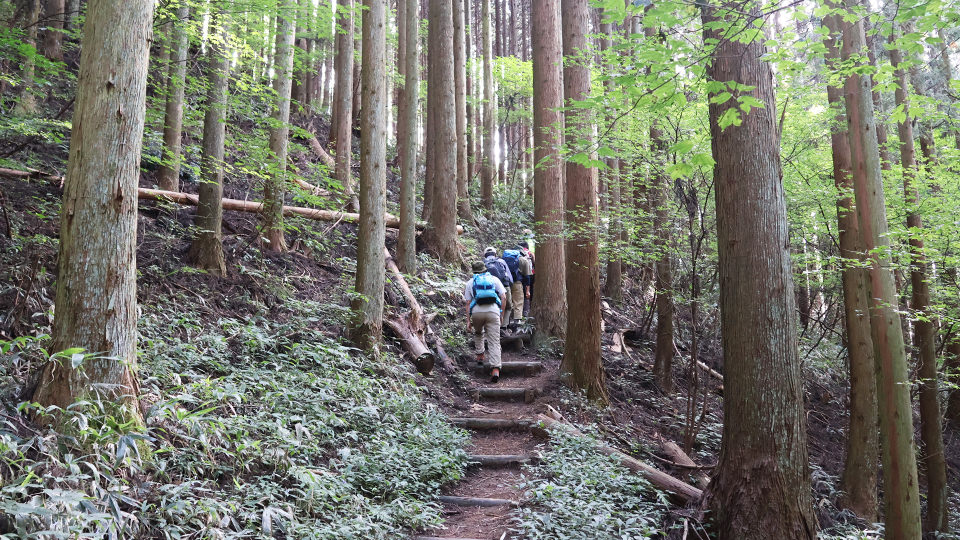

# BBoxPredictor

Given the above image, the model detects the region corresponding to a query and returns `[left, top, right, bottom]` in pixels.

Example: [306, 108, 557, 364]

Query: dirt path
[416, 345, 557, 540]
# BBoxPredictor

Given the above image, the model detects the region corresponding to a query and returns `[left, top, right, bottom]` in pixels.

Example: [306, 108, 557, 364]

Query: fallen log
[658, 439, 711, 488]
[473, 387, 539, 403]
[305, 134, 336, 170]
[383, 316, 434, 375]
[536, 414, 703, 504]
[466, 454, 537, 467]
[137, 187, 405, 228]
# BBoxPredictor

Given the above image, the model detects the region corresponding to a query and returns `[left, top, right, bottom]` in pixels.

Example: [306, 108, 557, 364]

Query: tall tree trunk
[156, 3, 190, 192]
[261, 0, 297, 252]
[465, 0, 475, 187]
[397, 0, 418, 274]
[822, 10, 878, 522]
[701, 2, 816, 538]
[837, 1, 922, 536]
[350, 0, 387, 352]
[600, 19, 622, 304]
[189, 5, 229, 277]
[560, 0, 606, 403]
[41, 0, 65, 60]
[13, 0, 41, 116]
[352, 24, 362, 128]
[889, 28, 949, 535]
[332, 0, 355, 206]
[64, 0, 80, 32]
[31, 0, 154, 424]
[420, 0, 437, 222]
[651, 123, 674, 395]
[481, 0, 495, 210]
[421, 0, 459, 262]
[453, 0, 472, 221]
[530, 0, 567, 343]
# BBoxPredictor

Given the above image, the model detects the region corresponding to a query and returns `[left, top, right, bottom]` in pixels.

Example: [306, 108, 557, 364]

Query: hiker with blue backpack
[464, 261, 507, 382]
[483, 247, 514, 327]
[500, 246, 529, 328]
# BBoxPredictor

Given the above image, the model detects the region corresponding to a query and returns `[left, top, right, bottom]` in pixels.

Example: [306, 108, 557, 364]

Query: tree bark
[421, 0, 459, 262]
[32, 0, 154, 425]
[530, 0, 566, 343]
[188, 5, 229, 277]
[397, 0, 419, 274]
[40, 0, 65, 60]
[349, 0, 387, 352]
[481, 0, 496, 210]
[156, 3, 190, 192]
[836, 2, 922, 536]
[13, 0, 41, 116]
[700, 2, 816, 538]
[822, 10, 878, 522]
[889, 27, 949, 535]
[64, 0, 79, 32]
[261, 1, 297, 252]
[560, 0, 606, 403]
[600, 20, 622, 304]
[651, 121, 674, 394]
[331, 0, 355, 205]
[453, 0, 472, 221]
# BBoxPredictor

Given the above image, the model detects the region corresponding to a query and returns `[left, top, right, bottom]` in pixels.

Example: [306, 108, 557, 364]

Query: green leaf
[669, 140, 695, 155]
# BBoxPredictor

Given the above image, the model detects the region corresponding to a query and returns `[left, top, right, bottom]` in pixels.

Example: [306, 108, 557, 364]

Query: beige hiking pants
[501, 287, 513, 325]
[471, 310, 502, 368]
[510, 281, 524, 322]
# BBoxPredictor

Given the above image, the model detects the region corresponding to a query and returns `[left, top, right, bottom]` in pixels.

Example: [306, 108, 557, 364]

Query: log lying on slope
[138, 187, 405, 228]
[536, 413, 703, 504]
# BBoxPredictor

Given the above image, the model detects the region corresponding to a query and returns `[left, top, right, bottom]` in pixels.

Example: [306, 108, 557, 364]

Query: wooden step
[473, 360, 542, 376]
[472, 386, 539, 403]
[466, 454, 537, 468]
[414, 537, 487, 540]
[438, 495, 519, 507]
[450, 417, 534, 430]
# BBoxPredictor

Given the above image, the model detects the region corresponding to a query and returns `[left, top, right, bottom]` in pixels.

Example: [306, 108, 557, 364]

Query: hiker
[501, 246, 528, 327]
[519, 240, 534, 316]
[464, 261, 507, 382]
[483, 247, 514, 326]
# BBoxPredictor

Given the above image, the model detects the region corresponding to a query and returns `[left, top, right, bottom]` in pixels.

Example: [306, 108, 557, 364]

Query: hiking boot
[489, 368, 500, 383]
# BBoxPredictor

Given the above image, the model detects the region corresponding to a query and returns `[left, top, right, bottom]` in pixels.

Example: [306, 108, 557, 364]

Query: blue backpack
[502, 250, 522, 281]
[471, 273, 501, 311]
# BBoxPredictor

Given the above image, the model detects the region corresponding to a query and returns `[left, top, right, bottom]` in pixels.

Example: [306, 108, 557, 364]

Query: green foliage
[514, 429, 668, 539]
[0, 301, 469, 539]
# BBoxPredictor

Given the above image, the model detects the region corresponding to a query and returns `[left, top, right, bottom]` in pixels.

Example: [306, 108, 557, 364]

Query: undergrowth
[0, 300, 469, 539]
[513, 428, 669, 540]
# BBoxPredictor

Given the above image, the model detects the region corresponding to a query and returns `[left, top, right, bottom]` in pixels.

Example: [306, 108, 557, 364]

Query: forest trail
[416, 345, 555, 540]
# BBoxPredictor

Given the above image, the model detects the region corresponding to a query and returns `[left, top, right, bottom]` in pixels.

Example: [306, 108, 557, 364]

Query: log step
[438, 495, 518, 507]
[473, 360, 542, 375]
[467, 454, 537, 468]
[472, 387, 539, 403]
[414, 537, 487, 540]
[450, 417, 534, 430]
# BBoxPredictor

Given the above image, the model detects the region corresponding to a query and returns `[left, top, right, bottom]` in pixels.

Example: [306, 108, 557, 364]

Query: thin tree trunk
[332, 0, 356, 206]
[822, 10, 878, 522]
[64, 0, 79, 32]
[453, 0, 472, 221]
[350, 0, 387, 352]
[13, 0, 41, 116]
[889, 27, 949, 534]
[837, 1, 922, 536]
[701, 1, 816, 537]
[465, 0, 475, 187]
[156, 4, 190, 192]
[397, 0, 419, 274]
[530, 0, 567, 343]
[481, 0, 495, 210]
[261, 0, 297, 252]
[600, 19, 622, 303]
[41, 0, 65, 60]
[32, 0, 154, 425]
[560, 0, 606, 403]
[421, 0, 459, 262]
[651, 122, 674, 394]
[189, 5, 229, 277]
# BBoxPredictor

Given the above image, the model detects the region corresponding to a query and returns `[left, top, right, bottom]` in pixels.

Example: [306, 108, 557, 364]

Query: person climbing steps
[464, 261, 507, 383]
